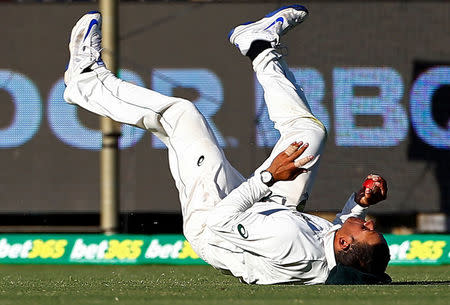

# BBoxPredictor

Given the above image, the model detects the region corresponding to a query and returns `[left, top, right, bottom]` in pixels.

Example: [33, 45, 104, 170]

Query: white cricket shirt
[200, 175, 368, 285]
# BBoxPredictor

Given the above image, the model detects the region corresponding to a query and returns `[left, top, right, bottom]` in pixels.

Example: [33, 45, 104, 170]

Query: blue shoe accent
[241, 21, 254, 26]
[227, 28, 235, 40]
[264, 4, 307, 18]
[264, 17, 284, 30]
[65, 63, 69, 72]
[83, 19, 99, 42]
[97, 57, 104, 66]
[87, 10, 100, 14]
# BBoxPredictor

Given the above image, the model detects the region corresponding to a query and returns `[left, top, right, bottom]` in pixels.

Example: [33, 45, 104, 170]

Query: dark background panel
[0, 1, 448, 215]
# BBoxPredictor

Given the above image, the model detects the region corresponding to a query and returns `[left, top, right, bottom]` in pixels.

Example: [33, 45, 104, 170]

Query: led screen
[0, 2, 448, 214]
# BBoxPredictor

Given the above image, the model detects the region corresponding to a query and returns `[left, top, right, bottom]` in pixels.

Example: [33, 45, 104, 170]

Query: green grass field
[0, 265, 448, 305]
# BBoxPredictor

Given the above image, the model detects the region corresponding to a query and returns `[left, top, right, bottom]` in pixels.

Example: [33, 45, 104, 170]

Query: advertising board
[0, 234, 448, 265]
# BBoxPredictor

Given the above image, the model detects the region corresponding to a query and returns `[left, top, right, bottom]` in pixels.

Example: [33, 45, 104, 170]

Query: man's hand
[265, 142, 314, 183]
[355, 174, 388, 207]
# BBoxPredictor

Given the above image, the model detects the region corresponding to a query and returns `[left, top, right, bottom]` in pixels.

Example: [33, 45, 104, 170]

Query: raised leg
[229, 5, 327, 210]
[252, 49, 327, 210]
[64, 12, 245, 248]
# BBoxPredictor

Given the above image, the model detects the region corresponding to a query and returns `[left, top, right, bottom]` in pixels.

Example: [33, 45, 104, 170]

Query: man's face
[342, 217, 385, 246]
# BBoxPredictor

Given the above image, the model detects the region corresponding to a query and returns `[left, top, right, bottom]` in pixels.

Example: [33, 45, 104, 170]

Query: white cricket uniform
[64, 48, 358, 284]
[204, 187, 367, 284]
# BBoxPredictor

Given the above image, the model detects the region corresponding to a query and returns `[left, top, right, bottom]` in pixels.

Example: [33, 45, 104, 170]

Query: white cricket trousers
[64, 48, 326, 251]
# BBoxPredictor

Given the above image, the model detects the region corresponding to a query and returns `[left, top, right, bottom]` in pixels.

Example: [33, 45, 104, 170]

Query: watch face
[261, 171, 272, 184]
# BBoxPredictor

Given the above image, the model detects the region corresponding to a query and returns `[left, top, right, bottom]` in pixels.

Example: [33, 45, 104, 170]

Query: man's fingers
[365, 173, 388, 200]
[378, 182, 387, 199]
[294, 155, 314, 168]
[282, 141, 315, 169]
[367, 173, 378, 180]
[287, 142, 309, 160]
[365, 187, 373, 198]
[284, 141, 303, 157]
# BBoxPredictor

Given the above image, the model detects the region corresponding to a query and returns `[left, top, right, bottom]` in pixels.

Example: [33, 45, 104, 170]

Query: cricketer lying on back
[63, 5, 391, 285]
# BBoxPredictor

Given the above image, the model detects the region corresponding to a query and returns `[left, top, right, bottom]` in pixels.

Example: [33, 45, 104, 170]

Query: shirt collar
[323, 224, 341, 270]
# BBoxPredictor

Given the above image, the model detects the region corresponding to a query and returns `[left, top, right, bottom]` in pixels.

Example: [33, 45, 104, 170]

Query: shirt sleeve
[206, 174, 270, 229]
[332, 193, 368, 225]
[206, 175, 299, 259]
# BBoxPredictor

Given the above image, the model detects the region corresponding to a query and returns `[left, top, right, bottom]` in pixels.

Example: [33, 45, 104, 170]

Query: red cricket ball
[363, 178, 375, 189]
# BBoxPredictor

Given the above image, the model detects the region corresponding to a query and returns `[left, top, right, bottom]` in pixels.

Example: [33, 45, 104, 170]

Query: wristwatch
[260, 170, 274, 187]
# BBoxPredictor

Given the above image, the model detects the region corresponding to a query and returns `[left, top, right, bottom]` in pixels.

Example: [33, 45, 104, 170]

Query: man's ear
[338, 236, 352, 251]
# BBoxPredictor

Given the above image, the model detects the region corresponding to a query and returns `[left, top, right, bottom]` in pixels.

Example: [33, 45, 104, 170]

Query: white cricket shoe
[228, 4, 308, 56]
[64, 11, 104, 85]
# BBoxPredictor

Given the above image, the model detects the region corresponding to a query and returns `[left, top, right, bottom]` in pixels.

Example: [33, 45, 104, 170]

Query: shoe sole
[228, 4, 308, 43]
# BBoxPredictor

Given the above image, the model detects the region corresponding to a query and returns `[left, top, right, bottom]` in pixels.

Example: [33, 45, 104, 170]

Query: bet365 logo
[405, 240, 446, 260]
[389, 239, 447, 261]
[0, 238, 68, 260]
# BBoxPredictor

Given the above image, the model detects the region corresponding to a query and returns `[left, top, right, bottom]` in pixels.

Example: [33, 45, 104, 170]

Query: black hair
[335, 240, 390, 275]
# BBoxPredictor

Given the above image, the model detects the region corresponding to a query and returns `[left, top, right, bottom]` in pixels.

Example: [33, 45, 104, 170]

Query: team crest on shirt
[237, 224, 248, 239]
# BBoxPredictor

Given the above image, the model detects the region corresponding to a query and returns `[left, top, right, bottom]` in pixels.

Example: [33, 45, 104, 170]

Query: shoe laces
[90, 31, 102, 52]
[266, 20, 289, 54]
[264, 21, 283, 46]
[82, 31, 103, 61]
[82, 45, 103, 62]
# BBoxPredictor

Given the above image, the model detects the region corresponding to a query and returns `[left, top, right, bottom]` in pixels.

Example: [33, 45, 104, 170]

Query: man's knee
[315, 120, 327, 144]
[165, 99, 204, 124]
[174, 98, 199, 114]
[306, 117, 327, 149]
[280, 114, 327, 141]
[143, 98, 201, 128]
[289, 117, 327, 147]
[307, 115, 327, 141]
